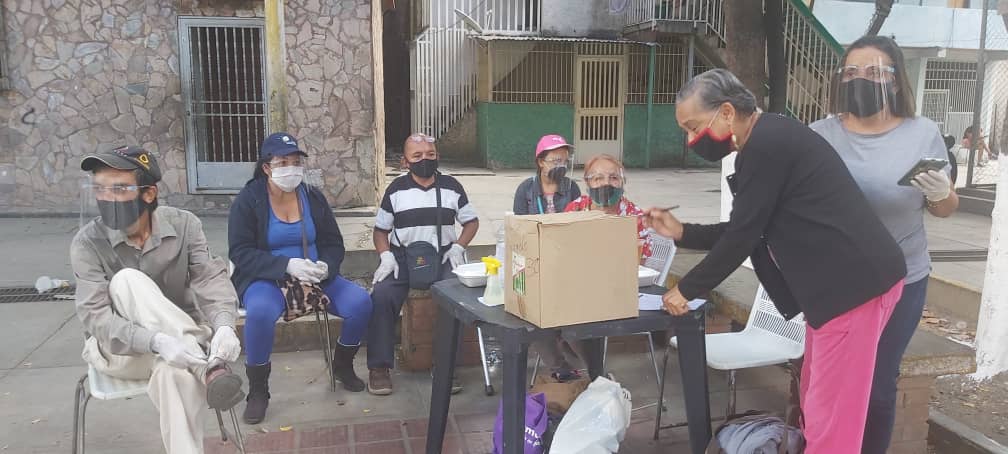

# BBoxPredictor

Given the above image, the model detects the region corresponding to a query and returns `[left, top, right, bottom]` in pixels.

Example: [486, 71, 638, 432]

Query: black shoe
[205, 363, 245, 410]
[331, 344, 366, 392]
[243, 363, 271, 424]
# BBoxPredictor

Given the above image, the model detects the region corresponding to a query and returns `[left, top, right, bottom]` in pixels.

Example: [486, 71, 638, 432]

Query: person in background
[368, 133, 480, 395]
[228, 132, 373, 424]
[645, 68, 907, 454]
[955, 126, 992, 167]
[529, 154, 653, 381]
[944, 135, 958, 185]
[512, 134, 582, 215]
[72, 146, 244, 454]
[809, 35, 958, 454]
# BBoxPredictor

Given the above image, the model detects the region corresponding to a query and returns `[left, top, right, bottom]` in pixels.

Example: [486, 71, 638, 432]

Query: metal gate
[179, 17, 268, 193]
[574, 55, 625, 164]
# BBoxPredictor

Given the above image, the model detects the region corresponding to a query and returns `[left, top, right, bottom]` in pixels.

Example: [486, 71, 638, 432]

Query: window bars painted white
[178, 17, 268, 191]
[782, 0, 842, 125]
[924, 60, 979, 138]
[410, 28, 478, 138]
[625, 0, 726, 43]
[488, 40, 575, 104]
[426, 0, 541, 34]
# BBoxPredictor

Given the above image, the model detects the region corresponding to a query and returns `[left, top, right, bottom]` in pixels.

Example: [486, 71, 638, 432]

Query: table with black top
[424, 279, 712, 454]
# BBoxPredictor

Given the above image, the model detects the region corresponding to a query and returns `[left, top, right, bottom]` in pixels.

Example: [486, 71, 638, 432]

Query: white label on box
[511, 252, 526, 296]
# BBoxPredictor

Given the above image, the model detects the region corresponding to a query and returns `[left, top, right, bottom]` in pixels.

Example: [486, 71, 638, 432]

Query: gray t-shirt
[810, 116, 949, 284]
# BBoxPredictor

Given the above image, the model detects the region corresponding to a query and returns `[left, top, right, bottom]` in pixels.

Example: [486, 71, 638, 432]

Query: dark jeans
[367, 255, 457, 370]
[862, 277, 928, 454]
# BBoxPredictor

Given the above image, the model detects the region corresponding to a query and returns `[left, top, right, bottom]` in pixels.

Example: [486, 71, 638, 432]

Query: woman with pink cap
[512, 134, 582, 215]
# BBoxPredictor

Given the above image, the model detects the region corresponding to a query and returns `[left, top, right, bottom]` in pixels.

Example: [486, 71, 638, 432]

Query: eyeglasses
[407, 133, 436, 143]
[542, 157, 570, 166]
[584, 173, 625, 186]
[269, 157, 303, 168]
[836, 64, 896, 82]
[87, 184, 153, 196]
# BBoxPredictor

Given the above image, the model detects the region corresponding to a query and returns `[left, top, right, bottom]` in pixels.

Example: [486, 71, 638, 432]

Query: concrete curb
[929, 409, 1008, 454]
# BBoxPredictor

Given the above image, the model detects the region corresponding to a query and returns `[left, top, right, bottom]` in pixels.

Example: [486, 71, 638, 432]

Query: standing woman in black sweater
[645, 69, 907, 453]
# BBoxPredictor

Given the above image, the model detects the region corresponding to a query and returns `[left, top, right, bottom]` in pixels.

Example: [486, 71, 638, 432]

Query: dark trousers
[367, 255, 456, 370]
[862, 277, 928, 454]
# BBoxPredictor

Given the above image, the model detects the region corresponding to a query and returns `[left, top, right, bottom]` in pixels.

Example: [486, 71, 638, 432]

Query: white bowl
[453, 262, 488, 287]
[638, 266, 660, 287]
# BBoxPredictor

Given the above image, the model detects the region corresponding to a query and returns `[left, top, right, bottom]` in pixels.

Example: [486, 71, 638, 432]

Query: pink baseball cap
[535, 134, 573, 158]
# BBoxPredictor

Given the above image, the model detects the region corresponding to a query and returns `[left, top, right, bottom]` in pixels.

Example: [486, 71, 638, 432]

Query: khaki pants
[82, 268, 214, 454]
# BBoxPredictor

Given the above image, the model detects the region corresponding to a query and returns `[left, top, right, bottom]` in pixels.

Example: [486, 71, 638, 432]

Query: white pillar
[974, 155, 1008, 380]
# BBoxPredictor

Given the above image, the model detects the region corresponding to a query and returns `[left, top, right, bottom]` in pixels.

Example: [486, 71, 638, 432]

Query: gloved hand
[286, 258, 321, 283]
[311, 260, 329, 281]
[372, 251, 399, 285]
[442, 243, 467, 270]
[152, 333, 208, 369]
[209, 326, 241, 363]
[911, 169, 951, 202]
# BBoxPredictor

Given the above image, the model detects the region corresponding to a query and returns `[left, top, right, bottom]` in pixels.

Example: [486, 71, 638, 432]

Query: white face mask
[270, 166, 304, 192]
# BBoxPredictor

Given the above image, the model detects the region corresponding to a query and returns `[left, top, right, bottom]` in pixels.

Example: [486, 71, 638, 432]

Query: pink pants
[800, 280, 904, 453]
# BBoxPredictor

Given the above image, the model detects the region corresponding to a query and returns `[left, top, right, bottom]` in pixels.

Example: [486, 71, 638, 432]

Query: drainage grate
[0, 286, 75, 303]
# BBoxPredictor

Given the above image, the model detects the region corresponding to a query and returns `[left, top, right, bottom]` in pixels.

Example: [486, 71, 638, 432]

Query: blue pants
[861, 277, 928, 454]
[243, 276, 372, 366]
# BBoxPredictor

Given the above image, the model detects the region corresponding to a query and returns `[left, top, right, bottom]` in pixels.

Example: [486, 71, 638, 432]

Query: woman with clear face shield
[512, 134, 582, 215]
[809, 35, 958, 454]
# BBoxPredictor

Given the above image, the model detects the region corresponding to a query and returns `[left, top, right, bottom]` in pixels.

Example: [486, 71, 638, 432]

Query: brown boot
[368, 368, 393, 396]
[204, 363, 245, 411]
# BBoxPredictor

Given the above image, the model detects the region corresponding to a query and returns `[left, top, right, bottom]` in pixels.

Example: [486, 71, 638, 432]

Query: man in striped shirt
[366, 133, 480, 395]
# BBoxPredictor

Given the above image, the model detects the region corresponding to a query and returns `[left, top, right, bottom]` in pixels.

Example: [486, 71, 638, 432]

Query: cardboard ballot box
[504, 211, 639, 328]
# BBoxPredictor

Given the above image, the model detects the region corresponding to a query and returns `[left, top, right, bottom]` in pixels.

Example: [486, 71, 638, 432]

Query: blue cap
[260, 132, 307, 160]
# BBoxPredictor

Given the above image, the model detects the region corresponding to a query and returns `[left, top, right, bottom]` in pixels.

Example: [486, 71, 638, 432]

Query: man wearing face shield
[367, 133, 480, 395]
[71, 146, 244, 454]
[644, 68, 908, 453]
[512, 134, 581, 215]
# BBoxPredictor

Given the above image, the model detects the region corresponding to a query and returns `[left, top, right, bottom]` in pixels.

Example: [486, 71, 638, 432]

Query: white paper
[638, 294, 707, 312]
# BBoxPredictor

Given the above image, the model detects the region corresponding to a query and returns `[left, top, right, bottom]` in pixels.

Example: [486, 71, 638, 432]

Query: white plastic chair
[529, 234, 676, 392]
[72, 364, 245, 453]
[664, 285, 805, 424]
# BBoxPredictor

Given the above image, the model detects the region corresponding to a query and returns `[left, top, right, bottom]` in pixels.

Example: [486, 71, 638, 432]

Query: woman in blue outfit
[228, 132, 372, 424]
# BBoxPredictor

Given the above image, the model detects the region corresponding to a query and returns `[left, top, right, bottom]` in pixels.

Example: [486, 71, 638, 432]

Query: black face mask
[588, 185, 624, 207]
[547, 166, 568, 182]
[689, 130, 734, 162]
[409, 159, 438, 179]
[842, 78, 893, 117]
[97, 196, 149, 231]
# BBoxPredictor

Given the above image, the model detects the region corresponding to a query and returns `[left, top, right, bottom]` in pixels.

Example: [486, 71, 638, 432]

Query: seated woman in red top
[564, 154, 653, 262]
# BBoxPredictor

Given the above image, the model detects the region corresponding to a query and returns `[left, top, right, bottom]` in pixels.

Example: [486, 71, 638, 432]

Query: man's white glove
[372, 251, 399, 285]
[442, 243, 467, 270]
[152, 333, 207, 369]
[209, 326, 241, 363]
[911, 169, 951, 202]
[286, 258, 321, 283]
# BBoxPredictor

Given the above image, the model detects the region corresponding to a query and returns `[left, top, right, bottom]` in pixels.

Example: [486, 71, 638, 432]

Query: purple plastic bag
[492, 392, 548, 454]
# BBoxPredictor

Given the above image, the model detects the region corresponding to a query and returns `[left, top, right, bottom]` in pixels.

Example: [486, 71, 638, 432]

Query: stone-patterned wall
[0, 0, 378, 213]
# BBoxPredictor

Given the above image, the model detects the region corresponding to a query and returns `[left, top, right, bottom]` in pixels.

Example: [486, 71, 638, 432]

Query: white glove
[442, 243, 467, 270]
[209, 326, 241, 363]
[373, 251, 399, 284]
[310, 260, 330, 281]
[911, 169, 951, 202]
[286, 258, 321, 283]
[151, 333, 207, 369]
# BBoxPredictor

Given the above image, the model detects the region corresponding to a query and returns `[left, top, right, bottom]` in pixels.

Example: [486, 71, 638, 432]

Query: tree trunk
[865, 0, 895, 36]
[722, 0, 767, 107]
[975, 0, 1008, 381]
[765, 0, 788, 114]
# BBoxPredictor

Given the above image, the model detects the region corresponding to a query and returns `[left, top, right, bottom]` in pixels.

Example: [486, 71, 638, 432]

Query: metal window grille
[411, 28, 478, 137]
[489, 40, 575, 104]
[625, 0, 726, 43]
[782, 0, 842, 125]
[924, 60, 978, 137]
[427, 0, 540, 34]
[179, 17, 268, 191]
[627, 42, 687, 104]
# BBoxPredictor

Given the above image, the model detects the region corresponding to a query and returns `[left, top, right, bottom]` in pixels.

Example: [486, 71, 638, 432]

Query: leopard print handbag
[278, 188, 331, 322]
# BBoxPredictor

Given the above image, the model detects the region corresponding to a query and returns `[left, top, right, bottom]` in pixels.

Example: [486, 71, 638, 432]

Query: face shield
[80, 175, 153, 232]
[583, 169, 626, 208]
[832, 57, 897, 120]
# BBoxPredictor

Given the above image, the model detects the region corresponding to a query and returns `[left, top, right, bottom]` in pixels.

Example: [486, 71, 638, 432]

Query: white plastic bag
[549, 376, 632, 454]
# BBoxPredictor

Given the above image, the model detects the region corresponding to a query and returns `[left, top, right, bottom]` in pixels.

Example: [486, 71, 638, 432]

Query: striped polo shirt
[374, 173, 479, 250]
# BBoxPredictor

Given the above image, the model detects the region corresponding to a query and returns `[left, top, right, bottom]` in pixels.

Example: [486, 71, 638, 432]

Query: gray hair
[676, 68, 758, 116]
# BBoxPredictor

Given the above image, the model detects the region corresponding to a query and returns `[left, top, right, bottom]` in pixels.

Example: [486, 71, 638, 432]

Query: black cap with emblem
[80, 145, 162, 183]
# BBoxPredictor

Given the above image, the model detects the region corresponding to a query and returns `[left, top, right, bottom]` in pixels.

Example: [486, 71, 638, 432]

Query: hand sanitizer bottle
[481, 257, 504, 306]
